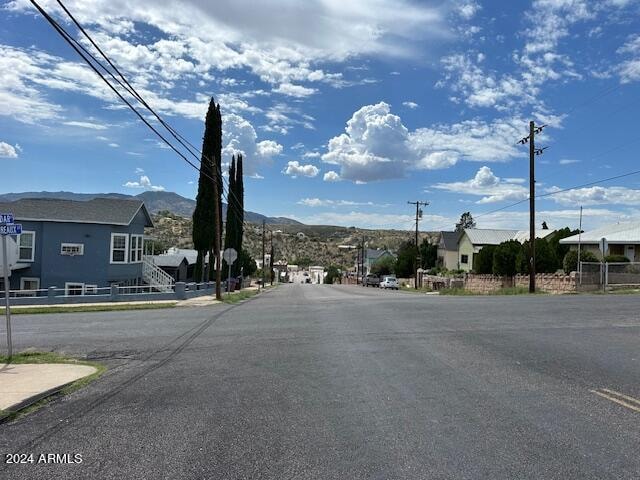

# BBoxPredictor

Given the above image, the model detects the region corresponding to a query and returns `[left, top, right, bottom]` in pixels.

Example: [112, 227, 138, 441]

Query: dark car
[363, 274, 380, 287]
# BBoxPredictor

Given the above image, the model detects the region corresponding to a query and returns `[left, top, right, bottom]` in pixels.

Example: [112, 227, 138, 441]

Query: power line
[33, 0, 253, 237]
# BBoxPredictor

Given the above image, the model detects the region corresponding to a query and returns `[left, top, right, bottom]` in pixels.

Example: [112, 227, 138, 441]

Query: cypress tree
[192, 98, 219, 282]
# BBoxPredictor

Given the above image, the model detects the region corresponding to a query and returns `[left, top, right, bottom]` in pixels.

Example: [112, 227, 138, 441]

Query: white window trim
[60, 243, 85, 256]
[18, 230, 36, 262]
[65, 282, 85, 296]
[20, 277, 40, 291]
[130, 234, 144, 264]
[85, 284, 98, 294]
[110, 233, 129, 264]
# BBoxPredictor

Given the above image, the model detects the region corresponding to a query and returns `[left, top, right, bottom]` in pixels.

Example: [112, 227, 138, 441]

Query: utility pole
[518, 122, 547, 293]
[361, 235, 366, 285]
[261, 219, 266, 290]
[408, 201, 429, 289]
[269, 230, 274, 286]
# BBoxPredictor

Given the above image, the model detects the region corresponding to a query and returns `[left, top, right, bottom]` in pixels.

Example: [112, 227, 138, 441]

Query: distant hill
[0, 190, 302, 225]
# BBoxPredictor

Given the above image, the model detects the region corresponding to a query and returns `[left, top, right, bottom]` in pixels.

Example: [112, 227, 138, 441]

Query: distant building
[309, 266, 326, 284]
[359, 249, 396, 275]
[437, 231, 463, 270]
[0, 198, 153, 294]
[150, 248, 201, 282]
[559, 221, 640, 261]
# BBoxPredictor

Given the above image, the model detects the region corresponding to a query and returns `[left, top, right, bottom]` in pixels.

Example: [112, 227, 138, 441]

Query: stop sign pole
[1, 213, 21, 360]
[222, 248, 237, 294]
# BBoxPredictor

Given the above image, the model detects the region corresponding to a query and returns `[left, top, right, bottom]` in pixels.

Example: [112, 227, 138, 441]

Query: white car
[380, 276, 399, 290]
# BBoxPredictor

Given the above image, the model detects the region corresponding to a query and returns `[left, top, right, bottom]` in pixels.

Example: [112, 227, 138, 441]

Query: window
[130, 234, 143, 263]
[461, 254, 469, 264]
[110, 233, 129, 264]
[61, 243, 84, 256]
[65, 282, 85, 296]
[85, 285, 98, 294]
[18, 231, 35, 262]
[19, 277, 40, 297]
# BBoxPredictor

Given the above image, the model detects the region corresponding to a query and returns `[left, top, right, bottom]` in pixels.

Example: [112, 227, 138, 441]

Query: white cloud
[62, 121, 108, 130]
[402, 101, 419, 109]
[282, 161, 319, 178]
[302, 151, 321, 159]
[457, 1, 481, 20]
[475, 207, 628, 231]
[297, 198, 386, 208]
[545, 185, 640, 206]
[617, 34, 640, 83]
[286, 211, 451, 230]
[135, 167, 145, 174]
[273, 83, 317, 97]
[323, 171, 341, 182]
[0, 141, 20, 158]
[222, 114, 283, 174]
[559, 159, 580, 165]
[321, 102, 524, 183]
[123, 175, 165, 191]
[434, 166, 529, 204]
[108, 143, 119, 148]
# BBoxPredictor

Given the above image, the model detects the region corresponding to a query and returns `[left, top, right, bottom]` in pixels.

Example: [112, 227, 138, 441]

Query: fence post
[110, 285, 118, 301]
[604, 262, 609, 291]
[48, 286, 56, 301]
[175, 282, 186, 300]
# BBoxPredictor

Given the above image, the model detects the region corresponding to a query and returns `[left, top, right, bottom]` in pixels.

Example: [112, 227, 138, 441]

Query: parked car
[363, 274, 380, 287]
[380, 276, 399, 290]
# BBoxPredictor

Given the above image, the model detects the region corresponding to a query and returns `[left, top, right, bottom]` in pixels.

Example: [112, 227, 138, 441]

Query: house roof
[559, 221, 640, 244]
[165, 247, 200, 264]
[150, 254, 188, 268]
[512, 229, 556, 243]
[0, 198, 153, 227]
[366, 249, 395, 260]
[439, 231, 462, 250]
[463, 228, 519, 245]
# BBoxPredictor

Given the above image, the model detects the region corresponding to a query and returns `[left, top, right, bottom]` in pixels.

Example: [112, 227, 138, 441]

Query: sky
[1, 0, 640, 232]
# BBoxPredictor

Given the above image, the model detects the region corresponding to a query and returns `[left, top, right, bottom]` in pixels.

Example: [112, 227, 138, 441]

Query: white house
[559, 221, 640, 261]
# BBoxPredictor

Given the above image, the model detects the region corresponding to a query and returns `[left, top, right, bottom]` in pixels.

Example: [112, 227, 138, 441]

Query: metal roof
[0, 198, 153, 227]
[366, 249, 396, 260]
[150, 254, 188, 268]
[463, 229, 519, 245]
[512, 229, 555, 243]
[560, 221, 640, 244]
[439, 231, 462, 250]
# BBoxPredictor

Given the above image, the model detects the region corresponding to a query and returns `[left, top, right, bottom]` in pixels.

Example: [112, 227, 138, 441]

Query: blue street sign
[0, 224, 22, 235]
[0, 213, 14, 224]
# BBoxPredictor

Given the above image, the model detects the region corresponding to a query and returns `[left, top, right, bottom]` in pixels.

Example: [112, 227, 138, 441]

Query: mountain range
[0, 190, 302, 225]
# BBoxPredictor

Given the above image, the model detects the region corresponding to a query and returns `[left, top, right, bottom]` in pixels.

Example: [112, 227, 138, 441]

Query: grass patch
[0, 351, 105, 422]
[439, 286, 545, 296]
[10, 302, 176, 315]
[222, 289, 260, 304]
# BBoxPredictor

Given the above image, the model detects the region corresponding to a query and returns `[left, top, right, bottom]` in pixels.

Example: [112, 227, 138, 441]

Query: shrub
[604, 254, 630, 263]
[493, 240, 523, 276]
[562, 250, 599, 274]
[371, 255, 395, 276]
[473, 245, 495, 274]
[324, 266, 341, 284]
[518, 238, 559, 274]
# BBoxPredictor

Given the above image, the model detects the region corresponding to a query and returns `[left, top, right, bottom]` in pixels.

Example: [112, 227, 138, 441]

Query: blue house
[0, 198, 154, 294]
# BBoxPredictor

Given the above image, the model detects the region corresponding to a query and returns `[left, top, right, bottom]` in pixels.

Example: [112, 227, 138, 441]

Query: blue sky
[1, 0, 640, 231]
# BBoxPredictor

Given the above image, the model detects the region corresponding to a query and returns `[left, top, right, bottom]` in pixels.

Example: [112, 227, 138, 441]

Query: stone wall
[462, 273, 577, 294]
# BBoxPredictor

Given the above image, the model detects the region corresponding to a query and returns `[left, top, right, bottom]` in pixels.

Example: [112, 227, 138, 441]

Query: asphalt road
[1, 284, 639, 479]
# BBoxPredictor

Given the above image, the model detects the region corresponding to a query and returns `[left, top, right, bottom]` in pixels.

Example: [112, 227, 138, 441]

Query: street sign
[0, 213, 14, 224]
[0, 224, 22, 235]
[0, 236, 19, 270]
[223, 247, 237, 264]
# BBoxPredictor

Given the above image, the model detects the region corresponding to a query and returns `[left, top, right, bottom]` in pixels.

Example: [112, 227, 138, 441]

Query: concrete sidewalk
[0, 363, 97, 412]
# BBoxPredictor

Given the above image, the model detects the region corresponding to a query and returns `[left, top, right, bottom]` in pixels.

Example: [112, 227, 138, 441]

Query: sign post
[0, 213, 20, 360]
[222, 248, 237, 294]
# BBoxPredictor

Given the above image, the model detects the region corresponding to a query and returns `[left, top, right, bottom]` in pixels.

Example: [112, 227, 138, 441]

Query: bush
[324, 265, 341, 284]
[371, 255, 395, 276]
[604, 254, 630, 263]
[562, 250, 599, 274]
[492, 240, 523, 276]
[473, 245, 495, 274]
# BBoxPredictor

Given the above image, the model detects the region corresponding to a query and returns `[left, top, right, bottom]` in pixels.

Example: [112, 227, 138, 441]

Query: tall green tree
[455, 212, 476, 232]
[419, 239, 438, 269]
[192, 98, 223, 294]
[395, 241, 417, 278]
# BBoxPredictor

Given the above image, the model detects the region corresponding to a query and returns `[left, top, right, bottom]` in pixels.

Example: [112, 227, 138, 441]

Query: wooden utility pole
[361, 235, 365, 285]
[408, 201, 429, 289]
[529, 120, 536, 294]
[261, 219, 266, 289]
[269, 230, 274, 286]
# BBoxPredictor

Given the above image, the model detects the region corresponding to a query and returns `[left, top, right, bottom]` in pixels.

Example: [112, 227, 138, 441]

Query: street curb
[0, 379, 76, 424]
